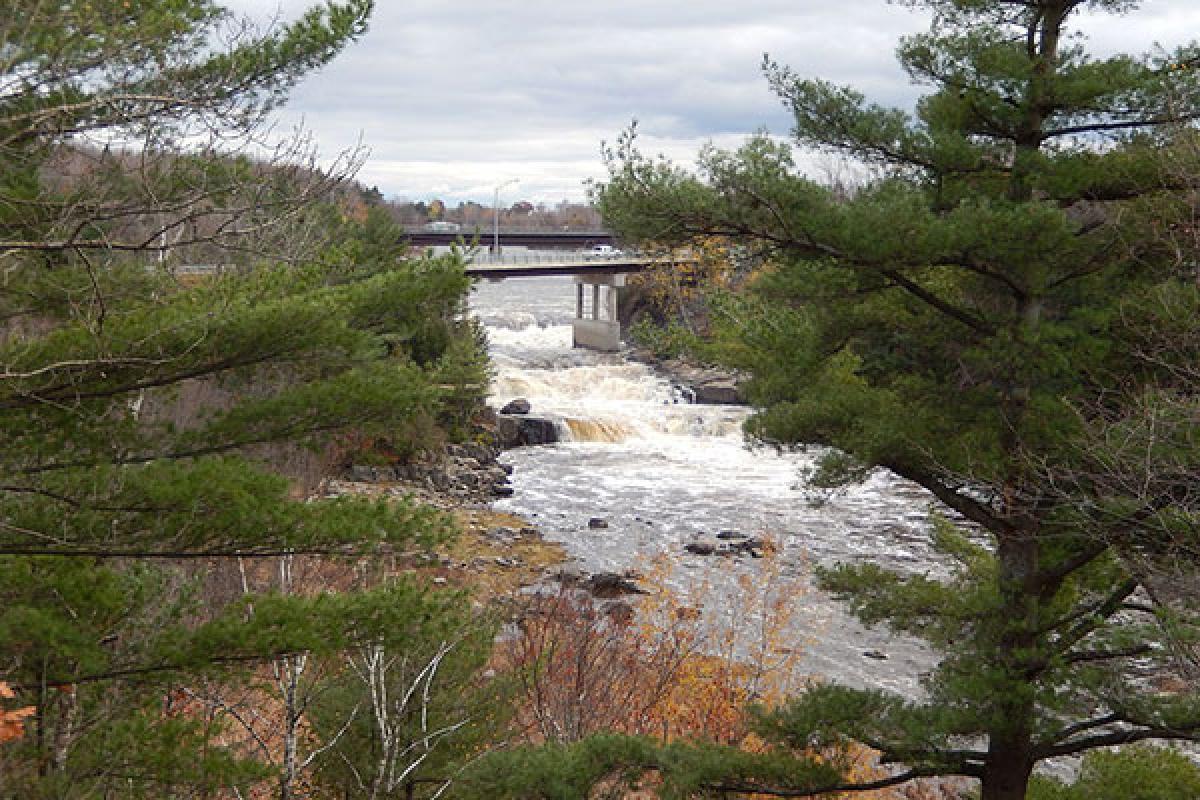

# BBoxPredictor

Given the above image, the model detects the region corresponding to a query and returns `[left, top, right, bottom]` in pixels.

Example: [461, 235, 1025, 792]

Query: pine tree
[594, 2, 1200, 798]
[0, 2, 488, 795]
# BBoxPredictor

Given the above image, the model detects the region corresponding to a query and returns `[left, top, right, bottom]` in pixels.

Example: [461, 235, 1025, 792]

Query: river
[471, 274, 947, 696]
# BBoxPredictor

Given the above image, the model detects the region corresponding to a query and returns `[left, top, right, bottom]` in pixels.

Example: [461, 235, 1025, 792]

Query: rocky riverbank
[338, 433, 654, 604]
[626, 346, 747, 405]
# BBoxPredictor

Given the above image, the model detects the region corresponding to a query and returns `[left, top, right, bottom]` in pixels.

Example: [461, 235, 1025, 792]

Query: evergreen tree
[593, 1, 1200, 798]
[0, 2, 489, 795]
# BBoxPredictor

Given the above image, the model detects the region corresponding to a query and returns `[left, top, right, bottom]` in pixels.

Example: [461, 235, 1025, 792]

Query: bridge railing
[467, 250, 639, 265]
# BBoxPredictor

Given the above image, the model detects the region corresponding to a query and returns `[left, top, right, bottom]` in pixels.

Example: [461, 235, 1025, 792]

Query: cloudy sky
[228, 1, 1200, 206]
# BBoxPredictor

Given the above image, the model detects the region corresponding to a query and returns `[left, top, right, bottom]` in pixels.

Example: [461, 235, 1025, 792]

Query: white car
[586, 244, 622, 258]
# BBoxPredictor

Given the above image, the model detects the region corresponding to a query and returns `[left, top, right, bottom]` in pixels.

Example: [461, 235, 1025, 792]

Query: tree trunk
[980, 739, 1033, 800]
[981, 533, 1040, 800]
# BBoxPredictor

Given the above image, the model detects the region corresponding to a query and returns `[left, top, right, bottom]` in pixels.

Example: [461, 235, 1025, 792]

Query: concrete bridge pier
[572, 274, 624, 351]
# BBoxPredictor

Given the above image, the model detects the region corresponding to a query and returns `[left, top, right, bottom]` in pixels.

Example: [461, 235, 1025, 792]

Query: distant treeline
[353, 188, 606, 231]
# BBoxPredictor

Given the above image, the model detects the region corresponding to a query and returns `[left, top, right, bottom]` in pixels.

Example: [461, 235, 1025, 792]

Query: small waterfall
[563, 417, 633, 443]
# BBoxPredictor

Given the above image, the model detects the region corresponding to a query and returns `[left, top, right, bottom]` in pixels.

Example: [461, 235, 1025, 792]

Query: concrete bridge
[465, 252, 686, 351]
[175, 247, 684, 352]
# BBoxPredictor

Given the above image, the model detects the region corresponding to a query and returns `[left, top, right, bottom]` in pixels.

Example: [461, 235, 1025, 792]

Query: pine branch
[707, 765, 973, 797]
[1039, 724, 1200, 759]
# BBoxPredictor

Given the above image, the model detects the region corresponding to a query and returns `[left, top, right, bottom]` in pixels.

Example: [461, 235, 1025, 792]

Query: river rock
[496, 414, 559, 448]
[685, 541, 716, 556]
[692, 377, 742, 405]
[492, 484, 515, 497]
[585, 572, 648, 598]
[500, 397, 532, 415]
[716, 530, 746, 540]
[587, 517, 609, 529]
[349, 465, 378, 482]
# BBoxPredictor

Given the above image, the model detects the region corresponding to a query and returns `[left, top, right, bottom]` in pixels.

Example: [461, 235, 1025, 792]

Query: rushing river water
[471, 274, 947, 696]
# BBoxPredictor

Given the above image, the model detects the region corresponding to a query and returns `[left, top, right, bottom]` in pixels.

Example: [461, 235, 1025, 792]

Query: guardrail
[467, 250, 636, 265]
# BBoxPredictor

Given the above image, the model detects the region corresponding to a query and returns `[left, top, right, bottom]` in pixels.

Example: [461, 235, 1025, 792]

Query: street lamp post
[492, 178, 518, 258]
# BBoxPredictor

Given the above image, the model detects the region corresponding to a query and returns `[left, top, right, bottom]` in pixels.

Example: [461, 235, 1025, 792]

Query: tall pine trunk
[981, 533, 1041, 800]
[980, 745, 1034, 800]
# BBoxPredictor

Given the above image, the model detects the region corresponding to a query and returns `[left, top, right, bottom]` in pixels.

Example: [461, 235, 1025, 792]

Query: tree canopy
[593, 1, 1200, 798]
[0, 2, 490, 795]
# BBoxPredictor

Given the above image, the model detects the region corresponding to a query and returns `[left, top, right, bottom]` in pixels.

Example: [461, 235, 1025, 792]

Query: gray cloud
[226, 0, 1198, 204]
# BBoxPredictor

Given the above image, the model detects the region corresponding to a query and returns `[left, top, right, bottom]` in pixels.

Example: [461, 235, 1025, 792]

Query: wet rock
[727, 537, 767, 556]
[463, 442, 498, 463]
[492, 485, 515, 498]
[587, 517, 609, 529]
[523, 416, 558, 444]
[585, 572, 648, 598]
[692, 378, 742, 405]
[496, 414, 559, 448]
[716, 530, 746, 540]
[863, 649, 889, 661]
[685, 542, 716, 556]
[500, 463, 514, 475]
[500, 397, 532, 415]
[495, 416, 519, 447]
[349, 465, 377, 482]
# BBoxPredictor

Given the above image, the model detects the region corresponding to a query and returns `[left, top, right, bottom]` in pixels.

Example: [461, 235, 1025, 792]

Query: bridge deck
[464, 257, 663, 278]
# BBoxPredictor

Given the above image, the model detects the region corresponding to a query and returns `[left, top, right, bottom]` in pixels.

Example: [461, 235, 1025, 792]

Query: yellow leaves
[0, 682, 35, 744]
[628, 237, 738, 324]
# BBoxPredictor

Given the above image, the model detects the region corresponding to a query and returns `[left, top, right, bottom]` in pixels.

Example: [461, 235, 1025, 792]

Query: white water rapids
[472, 275, 947, 696]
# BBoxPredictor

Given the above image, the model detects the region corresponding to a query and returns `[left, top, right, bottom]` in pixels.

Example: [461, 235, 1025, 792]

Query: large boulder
[495, 414, 559, 448]
[692, 377, 742, 405]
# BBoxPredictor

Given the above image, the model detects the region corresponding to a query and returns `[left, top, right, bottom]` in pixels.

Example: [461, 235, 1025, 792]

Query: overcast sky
[227, 1, 1200, 206]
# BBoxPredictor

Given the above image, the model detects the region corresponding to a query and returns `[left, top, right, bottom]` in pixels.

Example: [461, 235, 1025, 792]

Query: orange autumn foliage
[505, 547, 936, 799]
[626, 236, 741, 332]
[0, 682, 35, 744]
[507, 542, 808, 747]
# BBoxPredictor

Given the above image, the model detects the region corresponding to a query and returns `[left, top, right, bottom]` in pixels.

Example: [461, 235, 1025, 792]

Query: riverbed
[471, 274, 948, 696]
